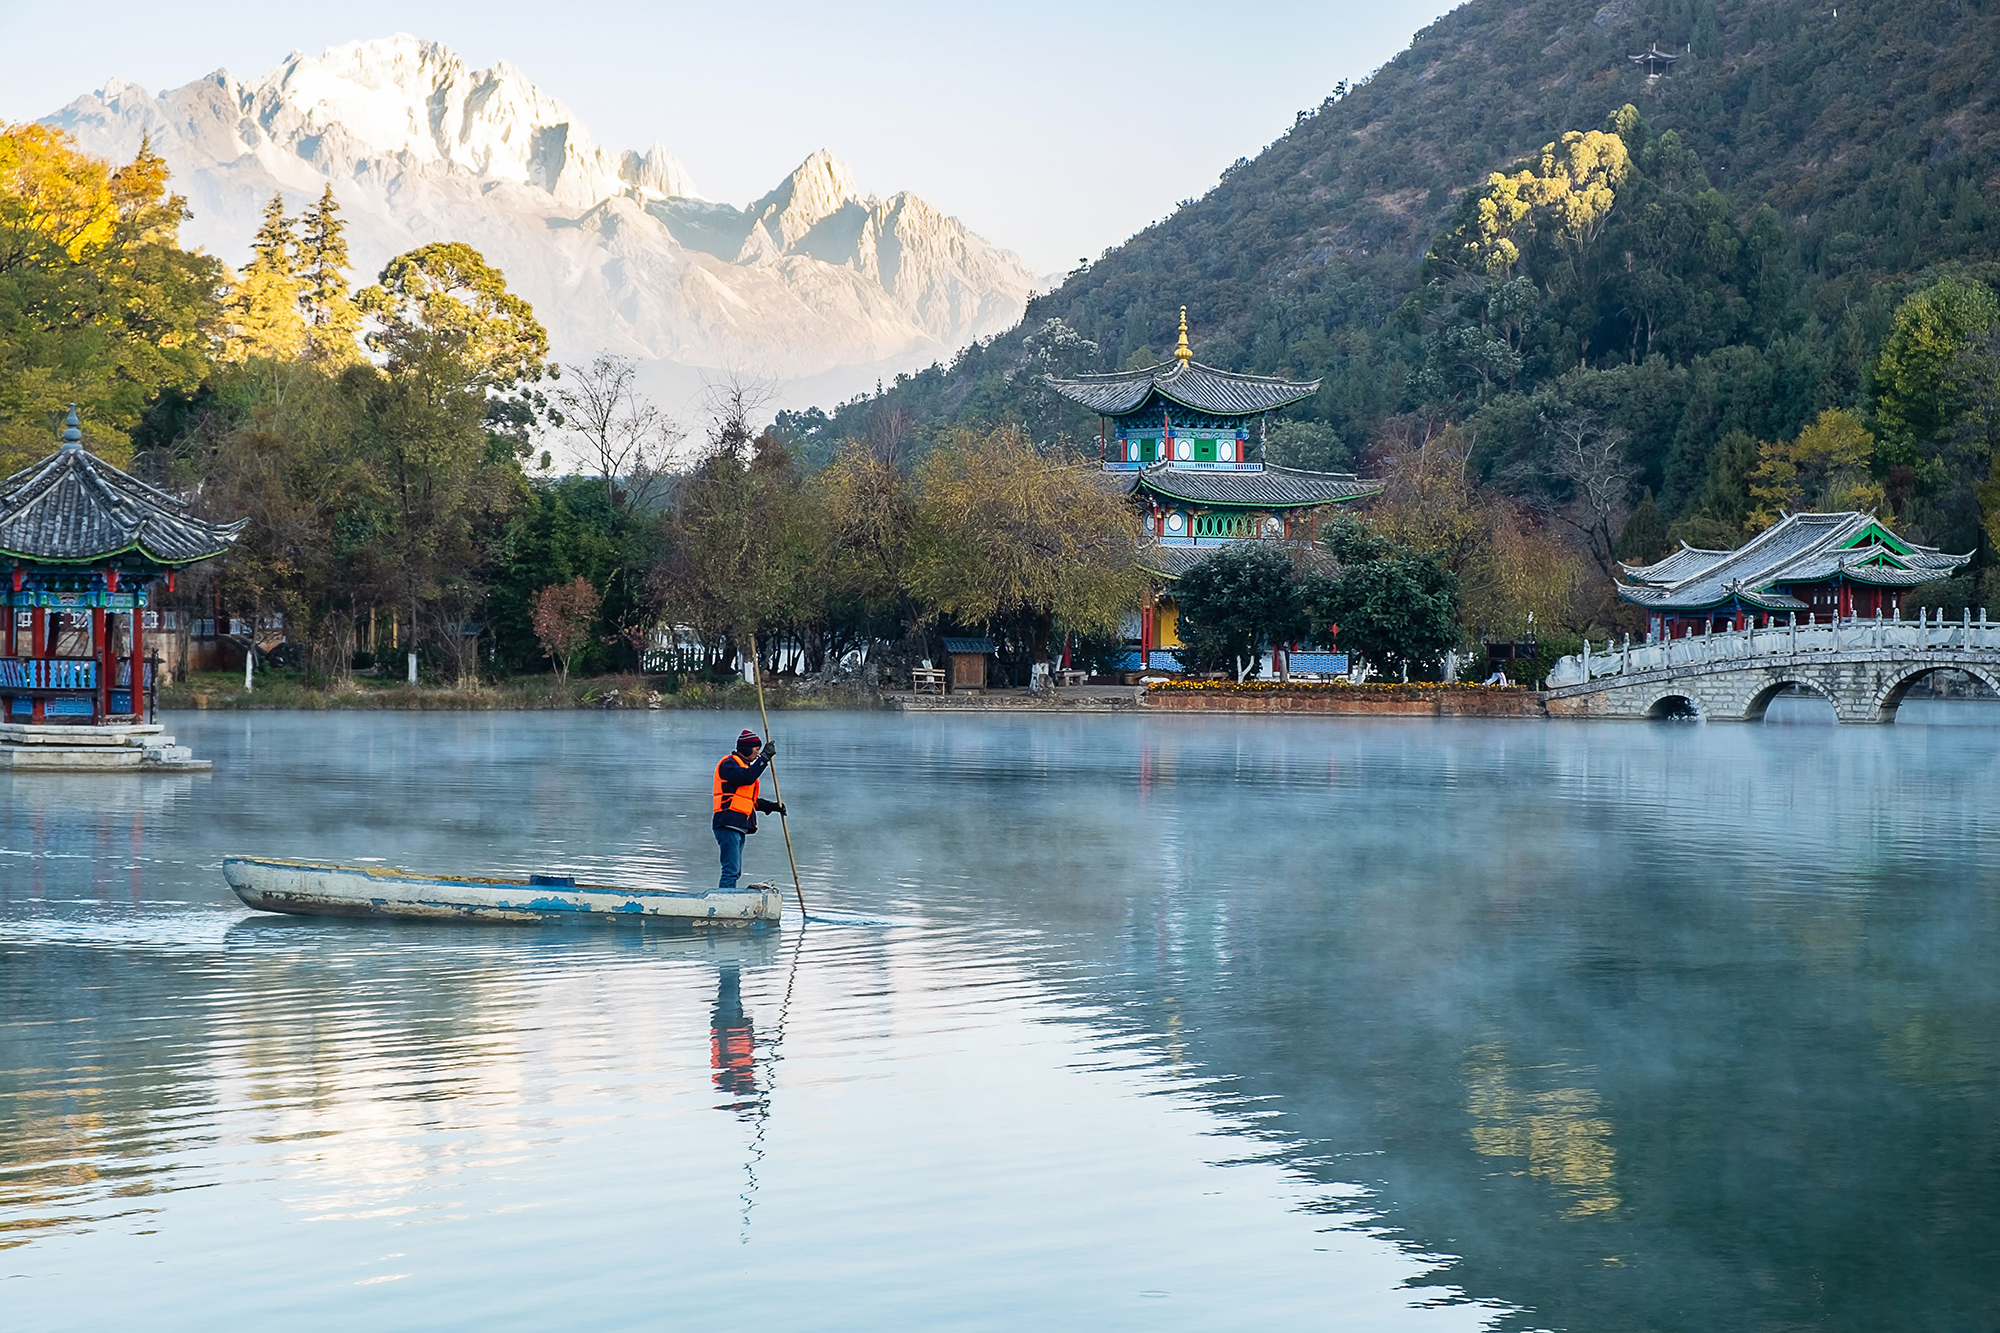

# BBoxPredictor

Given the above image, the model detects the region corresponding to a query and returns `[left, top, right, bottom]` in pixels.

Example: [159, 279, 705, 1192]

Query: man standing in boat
[713, 730, 784, 890]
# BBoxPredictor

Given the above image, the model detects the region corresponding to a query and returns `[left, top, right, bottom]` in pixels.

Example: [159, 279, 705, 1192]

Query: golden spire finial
[1174, 306, 1192, 364]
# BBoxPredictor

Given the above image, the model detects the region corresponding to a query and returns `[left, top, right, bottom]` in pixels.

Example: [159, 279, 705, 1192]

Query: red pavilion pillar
[129, 604, 144, 719]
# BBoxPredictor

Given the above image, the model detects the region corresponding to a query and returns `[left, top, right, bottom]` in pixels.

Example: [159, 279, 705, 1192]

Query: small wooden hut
[941, 637, 995, 693]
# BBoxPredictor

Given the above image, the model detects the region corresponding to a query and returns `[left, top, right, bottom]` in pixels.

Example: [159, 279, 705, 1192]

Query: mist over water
[4, 707, 1998, 1330]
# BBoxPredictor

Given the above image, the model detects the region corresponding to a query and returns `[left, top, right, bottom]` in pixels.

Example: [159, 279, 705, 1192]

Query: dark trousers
[715, 826, 745, 889]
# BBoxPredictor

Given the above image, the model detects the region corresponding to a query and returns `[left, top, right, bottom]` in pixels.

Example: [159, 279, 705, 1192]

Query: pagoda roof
[1131, 463, 1380, 510]
[0, 413, 246, 566]
[1046, 360, 1320, 418]
[1618, 512, 1968, 611]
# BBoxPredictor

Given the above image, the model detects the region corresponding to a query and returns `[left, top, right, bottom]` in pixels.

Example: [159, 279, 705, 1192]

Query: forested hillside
[791, 0, 2000, 588]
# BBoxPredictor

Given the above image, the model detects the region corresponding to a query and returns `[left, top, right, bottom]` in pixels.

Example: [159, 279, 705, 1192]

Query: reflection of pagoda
[1045, 310, 1381, 667]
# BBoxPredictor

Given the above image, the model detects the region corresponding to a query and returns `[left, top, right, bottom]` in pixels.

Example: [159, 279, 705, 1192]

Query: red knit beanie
[737, 730, 761, 753]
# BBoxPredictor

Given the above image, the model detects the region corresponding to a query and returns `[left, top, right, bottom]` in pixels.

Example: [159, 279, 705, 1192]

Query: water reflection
[4, 710, 1998, 1329]
[711, 965, 759, 1111]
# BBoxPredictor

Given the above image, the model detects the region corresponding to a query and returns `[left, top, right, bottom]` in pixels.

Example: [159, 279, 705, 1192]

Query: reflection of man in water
[711, 965, 758, 1111]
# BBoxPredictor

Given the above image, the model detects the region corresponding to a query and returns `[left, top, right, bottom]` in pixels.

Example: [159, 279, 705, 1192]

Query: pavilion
[0, 408, 242, 769]
[1629, 46, 1681, 77]
[1045, 310, 1380, 669]
[1618, 511, 1969, 640]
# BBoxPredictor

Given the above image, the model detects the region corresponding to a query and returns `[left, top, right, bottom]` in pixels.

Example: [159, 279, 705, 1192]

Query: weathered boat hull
[223, 856, 782, 926]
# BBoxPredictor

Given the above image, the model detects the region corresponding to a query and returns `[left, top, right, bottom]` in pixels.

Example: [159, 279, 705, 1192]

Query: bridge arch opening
[1879, 666, 2000, 724]
[1646, 694, 1699, 721]
[1747, 680, 1836, 724]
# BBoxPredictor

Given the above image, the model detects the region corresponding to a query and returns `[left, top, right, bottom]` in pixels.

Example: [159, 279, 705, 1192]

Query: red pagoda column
[129, 606, 144, 719]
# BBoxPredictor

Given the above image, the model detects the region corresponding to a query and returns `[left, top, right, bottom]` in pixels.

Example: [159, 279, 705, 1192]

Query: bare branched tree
[554, 354, 684, 519]
[1542, 409, 1636, 581]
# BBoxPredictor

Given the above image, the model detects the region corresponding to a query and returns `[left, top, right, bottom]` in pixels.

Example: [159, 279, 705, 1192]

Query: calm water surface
[3, 704, 1999, 1330]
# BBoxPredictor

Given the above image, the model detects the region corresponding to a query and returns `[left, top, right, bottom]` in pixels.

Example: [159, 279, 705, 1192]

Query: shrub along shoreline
[158, 672, 874, 712]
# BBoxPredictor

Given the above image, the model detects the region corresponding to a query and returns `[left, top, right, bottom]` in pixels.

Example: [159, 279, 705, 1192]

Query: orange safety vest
[713, 755, 760, 818]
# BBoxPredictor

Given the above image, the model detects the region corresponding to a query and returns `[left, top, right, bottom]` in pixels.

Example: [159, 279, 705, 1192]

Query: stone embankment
[1140, 684, 1547, 717]
[885, 688, 1142, 713]
[886, 684, 1548, 718]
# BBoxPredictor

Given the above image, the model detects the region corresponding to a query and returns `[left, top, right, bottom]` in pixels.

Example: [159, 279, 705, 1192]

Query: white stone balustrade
[1547, 610, 1999, 687]
[1542, 608, 2000, 723]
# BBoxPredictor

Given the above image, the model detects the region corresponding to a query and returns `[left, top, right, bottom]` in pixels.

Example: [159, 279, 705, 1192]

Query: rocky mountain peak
[42, 39, 1041, 403]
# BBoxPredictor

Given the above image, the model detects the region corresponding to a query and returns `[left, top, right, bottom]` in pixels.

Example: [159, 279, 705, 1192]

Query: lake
[4, 704, 1999, 1330]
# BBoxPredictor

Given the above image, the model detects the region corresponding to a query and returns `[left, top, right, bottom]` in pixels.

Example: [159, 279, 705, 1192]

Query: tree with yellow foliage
[1443, 123, 1631, 292]
[221, 194, 306, 361]
[0, 125, 221, 470]
[1747, 409, 1886, 528]
[903, 428, 1148, 661]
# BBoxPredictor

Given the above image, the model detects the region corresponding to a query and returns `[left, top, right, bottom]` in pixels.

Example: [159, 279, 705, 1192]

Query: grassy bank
[159, 670, 878, 712]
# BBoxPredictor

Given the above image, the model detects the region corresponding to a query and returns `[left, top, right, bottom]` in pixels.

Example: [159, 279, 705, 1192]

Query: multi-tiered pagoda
[0, 408, 241, 769]
[1046, 310, 1380, 667]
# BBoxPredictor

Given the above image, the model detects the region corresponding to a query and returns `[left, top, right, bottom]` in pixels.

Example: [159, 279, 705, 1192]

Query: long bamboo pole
[748, 632, 807, 918]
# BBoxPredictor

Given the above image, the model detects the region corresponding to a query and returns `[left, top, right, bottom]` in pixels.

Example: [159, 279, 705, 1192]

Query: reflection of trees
[0, 923, 776, 1255]
[876, 719, 2000, 1333]
[1462, 1043, 1618, 1219]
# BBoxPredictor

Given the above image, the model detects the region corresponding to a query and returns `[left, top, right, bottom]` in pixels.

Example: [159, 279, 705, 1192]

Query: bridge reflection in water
[1547, 610, 2000, 722]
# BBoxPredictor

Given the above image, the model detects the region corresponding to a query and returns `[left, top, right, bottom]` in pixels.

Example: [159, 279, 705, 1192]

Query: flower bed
[1142, 679, 1545, 717]
[1146, 679, 1516, 695]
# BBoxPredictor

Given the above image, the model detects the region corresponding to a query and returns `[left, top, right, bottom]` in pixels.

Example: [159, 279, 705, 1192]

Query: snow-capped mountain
[43, 36, 1043, 405]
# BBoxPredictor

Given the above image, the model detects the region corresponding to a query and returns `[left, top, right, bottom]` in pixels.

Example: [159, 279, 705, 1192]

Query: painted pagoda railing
[1548, 609, 2000, 687]
[0, 658, 98, 690]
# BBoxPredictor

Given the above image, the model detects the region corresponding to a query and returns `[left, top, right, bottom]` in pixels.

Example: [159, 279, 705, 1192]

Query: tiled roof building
[1044, 310, 1379, 669]
[2, 408, 244, 726]
[1620, 511, 1968, 636]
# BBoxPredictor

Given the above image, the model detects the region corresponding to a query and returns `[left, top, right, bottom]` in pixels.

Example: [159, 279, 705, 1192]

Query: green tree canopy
[1171, 542, 1310, 675]
[0, 124, 221, 470]
[1306, 518, 1461, 678]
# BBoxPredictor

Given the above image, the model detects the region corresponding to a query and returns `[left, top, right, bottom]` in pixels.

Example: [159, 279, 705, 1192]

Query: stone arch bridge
[1543, 614, 2000, 724]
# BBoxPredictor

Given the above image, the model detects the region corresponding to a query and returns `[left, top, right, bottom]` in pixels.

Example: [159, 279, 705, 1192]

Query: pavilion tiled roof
[1618, 511, 1967, 612]
[1131, 463, 1381, 509]
[1045, 360, 1320, 417]
[0, 411, 245, 566]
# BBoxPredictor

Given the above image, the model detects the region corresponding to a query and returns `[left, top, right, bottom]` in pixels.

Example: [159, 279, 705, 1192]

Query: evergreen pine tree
[1615, 490, 1670, 564]
[298, 184, 361, 362]
[222, 193, 306, 361]
[1690, 1, 1721, 60]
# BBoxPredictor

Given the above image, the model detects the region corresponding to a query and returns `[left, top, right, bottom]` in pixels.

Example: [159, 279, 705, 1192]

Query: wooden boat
[223, 856, 783, 926]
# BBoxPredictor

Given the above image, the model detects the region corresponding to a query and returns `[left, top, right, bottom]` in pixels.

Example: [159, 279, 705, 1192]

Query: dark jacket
[712, 751, 775, 834]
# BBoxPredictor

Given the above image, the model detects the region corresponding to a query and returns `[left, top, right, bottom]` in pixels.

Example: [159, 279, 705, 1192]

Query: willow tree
[903, 427, 1147, 662]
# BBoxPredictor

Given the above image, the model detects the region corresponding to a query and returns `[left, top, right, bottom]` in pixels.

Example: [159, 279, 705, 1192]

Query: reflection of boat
[223, 856, 783, 926]
[220, 912, 788, 964]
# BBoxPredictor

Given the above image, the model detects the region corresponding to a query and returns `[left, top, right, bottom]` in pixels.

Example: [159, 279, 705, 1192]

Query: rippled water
[4, 704, 1999, 1330]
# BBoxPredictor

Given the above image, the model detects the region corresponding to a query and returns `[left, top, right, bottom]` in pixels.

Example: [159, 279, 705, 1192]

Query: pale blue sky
[0, 0, 1460, 272]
